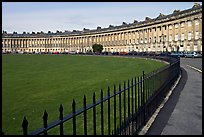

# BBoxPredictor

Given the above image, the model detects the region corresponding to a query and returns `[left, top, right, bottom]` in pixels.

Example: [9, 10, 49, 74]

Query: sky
[2, 2, 202, 34]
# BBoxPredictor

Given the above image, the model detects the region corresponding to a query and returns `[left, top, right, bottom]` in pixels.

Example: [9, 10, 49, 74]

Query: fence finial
[43, 110, 48, 120]
[43, 110, 48, 135]
[59, 104, 63, 113]
[72, 99, 76, 112]
[59, 104, 63, 119]
[22, 116, 28, 135]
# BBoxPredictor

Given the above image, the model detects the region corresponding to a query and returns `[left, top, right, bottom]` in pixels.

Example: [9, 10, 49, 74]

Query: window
[164, 26, 167, 30]
[195, 31, 199, 40]
[169, 25, 172, 30]
[169, 35, 172, 42]
[154, 36, 156, 43]
[195, 19, 199, 25]
[140, 38, 143, 43]
[129, 39, 131, 43]
[175, 23, 178, 28]
[149, 37, 152, 43]
[188, 21, 192, 26]
[188, 32, 191, 40]
[194, 41, 198, 46]
[181, 22, 185, 27]
[159, 36, 162, 42]
[181, 33, 185, 41]
[145, 38, 147, 43]
[164, 35, 167, 42]
[175, 34, 178, 41]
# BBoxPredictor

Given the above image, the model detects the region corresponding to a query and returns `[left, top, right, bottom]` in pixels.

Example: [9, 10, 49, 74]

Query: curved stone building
[2, 3, 202, 54]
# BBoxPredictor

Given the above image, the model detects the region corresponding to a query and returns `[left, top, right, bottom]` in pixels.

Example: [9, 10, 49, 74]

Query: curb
[138, 71, 182, 135]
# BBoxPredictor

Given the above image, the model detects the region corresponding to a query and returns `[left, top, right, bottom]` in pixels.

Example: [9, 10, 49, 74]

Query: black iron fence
[5, 55, 181, 135]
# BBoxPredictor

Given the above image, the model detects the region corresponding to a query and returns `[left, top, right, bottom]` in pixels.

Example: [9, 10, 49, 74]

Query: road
[146, 57, 202, 135]
[180, 57, 202, 71]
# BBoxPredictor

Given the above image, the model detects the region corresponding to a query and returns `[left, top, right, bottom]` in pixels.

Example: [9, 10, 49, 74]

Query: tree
[92, 43, 103, 53]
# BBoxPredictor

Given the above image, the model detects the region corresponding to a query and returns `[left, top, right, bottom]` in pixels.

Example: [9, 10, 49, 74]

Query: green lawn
[2, 54, 166, 135]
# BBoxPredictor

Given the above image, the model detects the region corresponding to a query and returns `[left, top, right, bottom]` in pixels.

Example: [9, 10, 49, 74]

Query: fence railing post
[123, 81, 126, 134]
[72, 99, 76, 135]
[59, 104, 64, 135]
[119, 83, 122, 135]
[127, 79, 130, 134]
[43, 110, 48, 135]
[114, 84, 117, 135]
[131, 78, 134, 134]
[142, 71, 146, 125]
[107, 87, 111, 135]
[83, 95, 87, 135]
[137, 76, 140, 129]
[93, 92, 96, 135]
[100, 89, 104, 135]
[22, 116, 28, 135]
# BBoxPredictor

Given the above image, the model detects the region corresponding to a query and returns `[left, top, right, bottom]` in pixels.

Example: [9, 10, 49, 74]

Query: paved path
[146, 58, 202, 135]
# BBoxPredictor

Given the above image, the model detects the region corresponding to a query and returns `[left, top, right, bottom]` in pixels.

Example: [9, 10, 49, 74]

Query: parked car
[53, 51, 59, 54]
[119, 52, 128, 55]
[128, 51, 137, 56]
[137, 52, 148, 56]
[112, 52, 120, 55]
[185, 51, 202, 58]
[170, 52, 184, 57]
[85, 52, 94, 55]
[93, 52, 101, 55]
[77, 52, 85, 55]
[101, 52, 112, 55]
[68, 51, 77, 54]
[158, 52, 171, 56]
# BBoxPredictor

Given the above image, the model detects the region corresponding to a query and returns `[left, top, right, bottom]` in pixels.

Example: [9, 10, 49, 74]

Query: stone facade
[2, 3, 202, 53]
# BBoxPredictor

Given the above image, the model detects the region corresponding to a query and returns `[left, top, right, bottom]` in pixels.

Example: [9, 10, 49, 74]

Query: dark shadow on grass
[145, 67, 187, 135]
